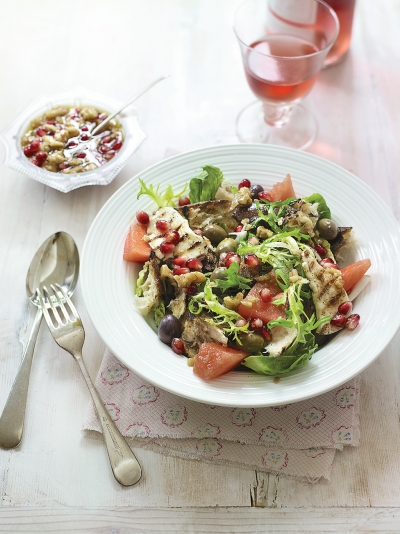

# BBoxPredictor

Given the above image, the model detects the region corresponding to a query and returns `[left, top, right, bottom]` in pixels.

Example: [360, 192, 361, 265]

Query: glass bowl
[0, 87, 146, 193]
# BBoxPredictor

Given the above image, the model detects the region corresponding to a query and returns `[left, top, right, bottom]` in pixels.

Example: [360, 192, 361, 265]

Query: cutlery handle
[75, 355, 142, 486]
[0, 308, 42, 449]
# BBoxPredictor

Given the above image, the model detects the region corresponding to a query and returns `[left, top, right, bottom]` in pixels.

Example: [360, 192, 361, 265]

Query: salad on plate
[123, 165, 371, 381]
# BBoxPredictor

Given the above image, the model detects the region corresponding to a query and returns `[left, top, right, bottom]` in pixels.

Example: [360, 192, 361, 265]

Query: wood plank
[1, 507, 400, 532]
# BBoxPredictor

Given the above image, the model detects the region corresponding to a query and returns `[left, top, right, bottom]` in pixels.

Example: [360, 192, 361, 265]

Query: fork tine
[43, 286, 64, 325]
[38, 288, 53, 325]
[54, 283, 79, 319]
[50, 284, 73, 322]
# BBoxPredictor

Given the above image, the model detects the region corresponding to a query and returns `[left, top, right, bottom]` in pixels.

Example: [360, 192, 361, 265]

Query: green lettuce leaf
[153, 301, 166, 326]
[212, 262, 251, 293]
[188, 165, 224, 203]
[241, 344, 314, 375]
[137, 179, 187, 207]
[304, 193, 331, 220]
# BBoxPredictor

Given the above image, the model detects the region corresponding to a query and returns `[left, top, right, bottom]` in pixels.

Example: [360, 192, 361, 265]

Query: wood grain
[0, 0, 399, 530]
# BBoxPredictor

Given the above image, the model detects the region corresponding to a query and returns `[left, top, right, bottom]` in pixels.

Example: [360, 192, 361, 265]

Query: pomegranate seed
[238, 179, 251, 189]
[314, 243, 327, 256]
[24, 146, 37, 157]
[320, 258, 334, 268]
[250, 318, 263, 330]
[75, 108, 81, 114]
[80, 134, 89, 141]
[171, 338, 185, 355]
[178, 196, 191, 206]
[136, 211, 149, 225]
[156, 220, 170, 232]
[99, 145, 109, 153]
[76, 153, 86, 158]
[81, 126, 88, 131]
[102, 136, 111, 143]
[226, 256, 241, 267]
[258, 191, 273, 201]
[67, 142, 77, 148]
[187, 258, 203, 271]
[260, 288, 272, 302]
[172, 256, 188, 267]
[23, 139, 40, 157]
[104, 151, 115, 160]
[345, 314, 360, 331]
[164, 230, 180, 244]
[193, 228, 203, 236]
[173, 267, 190, 275]
[46, 120, 55, 125]
[160, 241, 175, 254]
[225, 252, 237, 262]
[248, 236, 259, 246]
[37, 128, 46, 137]
[320, 259, 340, 270]
[244, 254, 260, 267]
[235, 319, 247, 328]
[330, 314, 347, 328]
[260, 326, 272, 341]
[234, 224, 244, 232]
[59, 163, 69, 170]
[35, 152, 47, 166]
[225, 253, 240, 267]
[98, 113, 108, 120]
[113, 142, 122, 151]
[338, 301, 352, 315]
[183, 284, 197, 295]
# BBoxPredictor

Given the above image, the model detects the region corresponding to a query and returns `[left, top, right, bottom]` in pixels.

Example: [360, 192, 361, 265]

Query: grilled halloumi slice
[301, 248, 350, 335]
[266, 326, 297, 358]
[145, 206, 210, 260]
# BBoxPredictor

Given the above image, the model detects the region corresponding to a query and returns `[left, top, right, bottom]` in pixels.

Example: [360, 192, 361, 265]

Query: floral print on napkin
[82, 349, 360, 482]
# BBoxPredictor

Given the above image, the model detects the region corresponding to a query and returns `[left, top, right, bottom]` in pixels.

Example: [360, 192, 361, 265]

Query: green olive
[216, 237, 238, 256]
[237, 332, 265, 353]
[317, 218, 338, 240]
[210, 267, 228, 281]
[203, 224, 228, 246]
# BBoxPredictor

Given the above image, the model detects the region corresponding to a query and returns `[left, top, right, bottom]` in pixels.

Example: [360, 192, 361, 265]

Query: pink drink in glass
[324, 0, 356, 66]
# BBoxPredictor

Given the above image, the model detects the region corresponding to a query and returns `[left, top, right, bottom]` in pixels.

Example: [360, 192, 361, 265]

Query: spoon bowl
[27, 232, 79, 306]
[0, 231, 79, 449]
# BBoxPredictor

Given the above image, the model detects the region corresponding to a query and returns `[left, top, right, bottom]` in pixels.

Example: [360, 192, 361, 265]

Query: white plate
[81, 144, 400, 407]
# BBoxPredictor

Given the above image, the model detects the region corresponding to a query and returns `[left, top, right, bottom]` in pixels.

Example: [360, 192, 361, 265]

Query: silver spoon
[91, 74, 169, 136]
[0, 232, 79, 449]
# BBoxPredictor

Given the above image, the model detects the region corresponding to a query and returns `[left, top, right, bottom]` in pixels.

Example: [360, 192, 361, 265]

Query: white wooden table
[1, 1, 400, 532]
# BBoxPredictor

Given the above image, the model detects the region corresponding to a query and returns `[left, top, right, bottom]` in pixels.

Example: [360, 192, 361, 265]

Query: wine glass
[233, 0, 339, 149]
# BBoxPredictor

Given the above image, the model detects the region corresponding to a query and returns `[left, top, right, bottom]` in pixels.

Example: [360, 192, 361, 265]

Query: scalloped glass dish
[0, 87, 146, 193]
[81, 144, 400, 407]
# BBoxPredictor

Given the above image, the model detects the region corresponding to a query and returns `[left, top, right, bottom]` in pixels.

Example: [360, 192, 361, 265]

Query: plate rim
[81, 143, 400, 407]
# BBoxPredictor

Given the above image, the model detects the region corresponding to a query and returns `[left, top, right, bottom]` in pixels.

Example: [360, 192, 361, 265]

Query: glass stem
[263, 102, 294, 127]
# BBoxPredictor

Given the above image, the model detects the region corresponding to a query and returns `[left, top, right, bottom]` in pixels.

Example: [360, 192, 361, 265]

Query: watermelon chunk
[123, 222, 151, 263]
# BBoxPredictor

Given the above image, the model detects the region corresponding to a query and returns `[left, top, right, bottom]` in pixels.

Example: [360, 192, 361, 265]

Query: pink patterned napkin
[82, 349, 360, 482]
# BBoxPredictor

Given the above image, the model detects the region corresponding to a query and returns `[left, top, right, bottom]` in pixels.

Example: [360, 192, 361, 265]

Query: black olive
[158, 315, 182, 345]
[318, 218, 338, 240]
[250, 184, 264, 199]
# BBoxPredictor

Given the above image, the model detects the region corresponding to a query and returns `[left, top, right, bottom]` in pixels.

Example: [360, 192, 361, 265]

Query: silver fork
[38, 284, 142, 487]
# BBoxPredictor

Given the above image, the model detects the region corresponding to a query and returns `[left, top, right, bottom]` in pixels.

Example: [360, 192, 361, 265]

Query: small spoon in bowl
[91, 74, 170, 136]
[0, 232, 79, 449]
